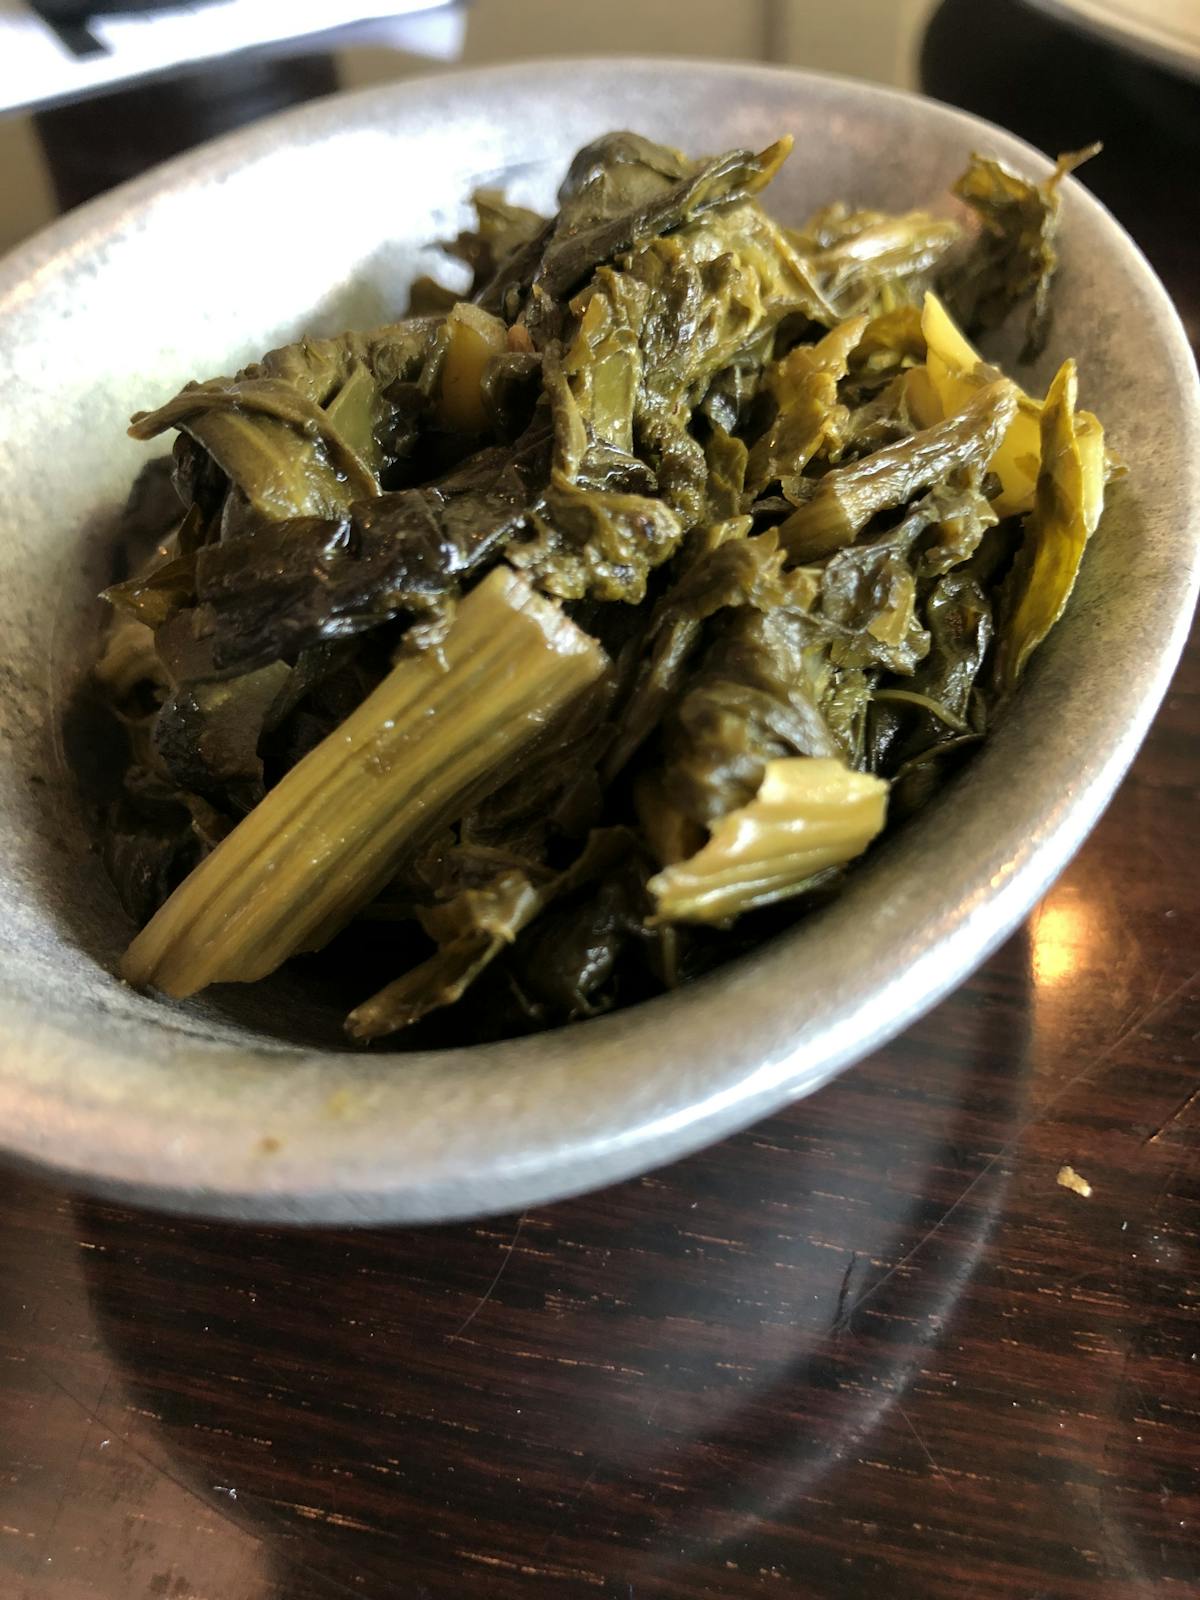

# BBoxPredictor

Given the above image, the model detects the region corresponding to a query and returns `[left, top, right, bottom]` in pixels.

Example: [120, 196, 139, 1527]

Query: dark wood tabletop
[2, 4, 1198, 1597]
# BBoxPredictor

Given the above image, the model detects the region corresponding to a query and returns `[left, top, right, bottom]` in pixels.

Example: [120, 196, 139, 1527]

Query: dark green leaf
[942, 146, 1100, 361]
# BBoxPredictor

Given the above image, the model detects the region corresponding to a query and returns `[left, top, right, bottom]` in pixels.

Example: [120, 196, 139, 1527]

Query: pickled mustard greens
[121, 567, 609, 999]
[95, 130, 1114, 1043]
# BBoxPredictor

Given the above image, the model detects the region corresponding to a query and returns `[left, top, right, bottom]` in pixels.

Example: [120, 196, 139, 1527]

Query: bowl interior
[0, 60, 1196, 1221]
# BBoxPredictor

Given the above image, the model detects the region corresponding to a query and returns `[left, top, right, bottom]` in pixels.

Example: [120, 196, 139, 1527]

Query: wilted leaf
[995, 359, 1106, 692]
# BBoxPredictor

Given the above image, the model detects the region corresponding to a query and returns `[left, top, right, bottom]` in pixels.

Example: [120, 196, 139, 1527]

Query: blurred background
[0, 1, 947, 248]
[0, 0, 995, 249]
[3, 0, 1197, 346]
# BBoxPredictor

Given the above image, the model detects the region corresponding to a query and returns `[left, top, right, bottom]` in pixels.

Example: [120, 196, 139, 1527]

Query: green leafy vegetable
[994, 358, 1107, 692]
[93, 128, 1113, 1040]
[346, 828, 634, 1039]
[529, 130, 801, 306]
[130, 321, 441, 521]
[944, 145, 1101, 361]
[778, 378, 1019, 562]
[657, 580, 848, 830]
[649, 757, 888, 924]
[791, 203, 962, 320]
[121, 567, 609, 997]
[130, 424, 555, 688]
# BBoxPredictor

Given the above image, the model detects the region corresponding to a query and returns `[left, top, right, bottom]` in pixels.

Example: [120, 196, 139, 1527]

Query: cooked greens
[95, 132, 1113, 1043]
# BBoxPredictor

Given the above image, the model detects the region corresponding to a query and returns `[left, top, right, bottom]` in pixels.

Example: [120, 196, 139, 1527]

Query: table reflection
[53, 965, 1023, 1596]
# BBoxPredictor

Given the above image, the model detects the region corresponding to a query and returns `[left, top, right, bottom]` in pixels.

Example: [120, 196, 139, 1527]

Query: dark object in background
[32, 1, 222, 57]
[33, 50, 338, 211]
[922, 0, 1200, 337]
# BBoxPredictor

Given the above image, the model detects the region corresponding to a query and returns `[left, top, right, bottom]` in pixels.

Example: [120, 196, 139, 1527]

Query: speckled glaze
[0, 61, 1196, 1224]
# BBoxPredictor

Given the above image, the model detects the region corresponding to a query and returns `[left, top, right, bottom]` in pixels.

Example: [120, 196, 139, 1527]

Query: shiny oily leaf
[603, 522, 779, 781]
[994, 359, 1106, 693]
[164, 429, 552, 679]
[661, 594, 846, 829]
[130, 320, 440, 521]
[779, 376, 1018, 562]
[534, 131, 797, 303]
[510, 469, 683, 603]
[945, 145, 1101, 360]
[346, 828, 633, 1039]
[795, 203, 962, 319]
[346, 869, 543, 1040]
[122, 568, 609, 998]
[745, 316, 868, 497]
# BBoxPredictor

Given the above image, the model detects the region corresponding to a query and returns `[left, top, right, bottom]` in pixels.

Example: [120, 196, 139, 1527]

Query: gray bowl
[1, 60, 1196, 1225]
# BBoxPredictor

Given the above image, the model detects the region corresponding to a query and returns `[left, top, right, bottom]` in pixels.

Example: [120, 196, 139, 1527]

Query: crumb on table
[1057, 1165, 1093, 1198]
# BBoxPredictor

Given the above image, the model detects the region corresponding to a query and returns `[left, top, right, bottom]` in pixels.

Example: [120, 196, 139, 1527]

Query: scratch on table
[28, 1362, 246, 1537]
[36, 1367, 116, 1565]
[838, 965, 1200, 1326]
[567, 1459, 601, 1515]
[1057, 967, 1199, 1094]
[537, 1456, 603, 1561]
[1142, 1082, 1200, 1145]
[896, 1403, 957, 1496]
[831, 1251, 859, 1335]
[448, 1211, 527, 1339]
[30, 1357, 365, 1600]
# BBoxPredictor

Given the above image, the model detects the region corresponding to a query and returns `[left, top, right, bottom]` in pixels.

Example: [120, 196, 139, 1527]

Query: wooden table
[2, 5, 1197, 1596]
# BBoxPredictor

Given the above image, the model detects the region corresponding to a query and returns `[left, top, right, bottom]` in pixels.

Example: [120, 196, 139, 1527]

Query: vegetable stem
[649, 757, 888, 924]
[778, 379, 1018, 562]
[122, 567, 609, 997]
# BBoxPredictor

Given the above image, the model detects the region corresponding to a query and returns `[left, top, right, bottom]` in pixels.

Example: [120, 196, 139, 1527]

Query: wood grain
[1, 5, 1197, 1596]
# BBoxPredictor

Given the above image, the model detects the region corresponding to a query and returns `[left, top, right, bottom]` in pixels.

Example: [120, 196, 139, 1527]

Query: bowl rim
[2, 57, 1198, 1224]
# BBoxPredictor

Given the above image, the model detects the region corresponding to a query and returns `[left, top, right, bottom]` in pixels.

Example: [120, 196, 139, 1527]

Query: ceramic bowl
[0, 60, 1196, 1222]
